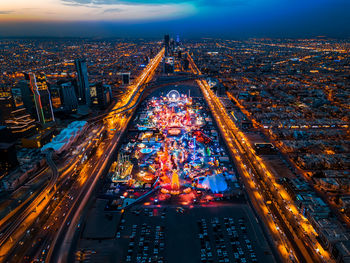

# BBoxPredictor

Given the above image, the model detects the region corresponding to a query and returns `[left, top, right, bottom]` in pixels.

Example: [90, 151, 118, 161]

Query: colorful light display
[111, 90, 233, 202]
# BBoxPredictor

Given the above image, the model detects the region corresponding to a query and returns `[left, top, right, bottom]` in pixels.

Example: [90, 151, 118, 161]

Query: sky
[0, 0, 349, 38]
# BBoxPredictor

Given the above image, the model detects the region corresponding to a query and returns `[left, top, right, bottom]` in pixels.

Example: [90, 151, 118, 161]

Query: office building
[49, 82, 78, 114]
[90, 83, 112, 109]
[75, 59, 91, 106]
[60, 82, 78, 112]
[28, 72, 55, 124]
[50, 85, 62, 110]
[17, 78, 36, 117]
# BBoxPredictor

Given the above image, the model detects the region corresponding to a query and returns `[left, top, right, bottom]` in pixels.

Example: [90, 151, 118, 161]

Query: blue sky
[0, 0, 349, 37]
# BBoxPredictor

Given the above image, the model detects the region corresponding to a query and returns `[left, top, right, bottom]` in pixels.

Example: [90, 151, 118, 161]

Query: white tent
[201, 174, 228, 193]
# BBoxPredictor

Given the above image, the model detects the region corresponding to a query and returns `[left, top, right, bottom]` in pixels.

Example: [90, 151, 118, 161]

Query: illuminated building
[75, 59, 91, 106]
[89, 83, 98, 106]
[28, 72, 55, 124]
[50, 82, 78, 113]
[90, 83, 112, 109]
[21, 126, 55, 148]
[0, 91, 15, 124]
[5, 108, 37, 138]
[50, 85, 62, 110]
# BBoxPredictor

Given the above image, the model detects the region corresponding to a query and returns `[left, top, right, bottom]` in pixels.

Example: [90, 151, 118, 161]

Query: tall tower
[75, 59, 90, 106]
[28, 72, 55, 124]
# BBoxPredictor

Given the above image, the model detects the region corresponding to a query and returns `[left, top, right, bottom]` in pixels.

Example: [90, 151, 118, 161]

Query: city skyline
[0, 0, 350, 37]
[0, 34, 349, 262]
[0, 1, 350, 261]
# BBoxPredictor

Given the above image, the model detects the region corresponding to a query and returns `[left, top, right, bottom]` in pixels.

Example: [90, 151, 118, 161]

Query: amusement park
[105, 89, 241, 208]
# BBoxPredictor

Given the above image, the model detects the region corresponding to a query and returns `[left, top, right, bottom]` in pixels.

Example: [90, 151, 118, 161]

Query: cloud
[0, 10, 14, 15]
[63, 2, 101, 8]
[103, 8, 123, 13]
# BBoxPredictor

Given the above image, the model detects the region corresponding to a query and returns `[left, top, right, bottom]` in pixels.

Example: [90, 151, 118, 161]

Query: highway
[187, 52, 334, 263]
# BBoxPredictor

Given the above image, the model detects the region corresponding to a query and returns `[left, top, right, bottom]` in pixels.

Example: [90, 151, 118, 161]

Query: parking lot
[77, 202, 277, 263]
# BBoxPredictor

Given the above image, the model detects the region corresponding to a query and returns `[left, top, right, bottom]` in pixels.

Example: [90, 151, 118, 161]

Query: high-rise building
[75, 59, 91, 106]
[28, 72, 55, 124]
[91, 83, 112, 109]
[49, 82, 78, 114]
[17, 78, 36, 117]
[60, 82, 78, 112]
[164, 34, 170, 55]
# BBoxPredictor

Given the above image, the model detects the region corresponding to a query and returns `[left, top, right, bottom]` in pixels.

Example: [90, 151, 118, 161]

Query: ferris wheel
[167, 90, 180, 101]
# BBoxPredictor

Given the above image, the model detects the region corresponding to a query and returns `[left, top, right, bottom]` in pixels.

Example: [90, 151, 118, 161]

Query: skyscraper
[17, 77, 36, 117]
[164, 34, 170, 56]
[75, 59, 91, 106]
[60, 82, 78, 112]
[28, 72, 55, 124]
